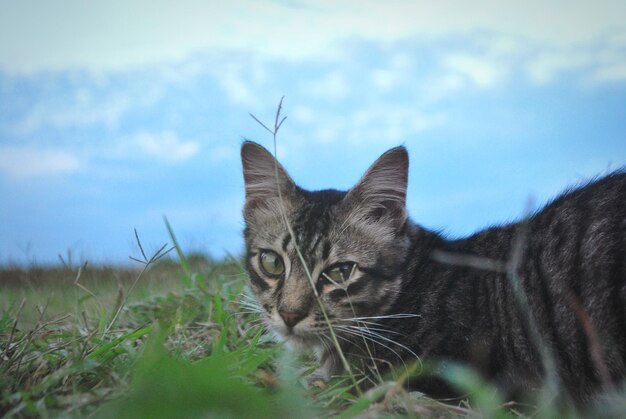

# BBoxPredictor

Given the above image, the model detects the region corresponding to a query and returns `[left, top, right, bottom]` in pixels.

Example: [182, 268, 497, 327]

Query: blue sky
[1, 1, 625, 265]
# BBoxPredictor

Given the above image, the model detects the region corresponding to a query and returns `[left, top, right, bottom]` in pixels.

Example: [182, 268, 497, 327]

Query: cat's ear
[241, 141, 296, 220]
[345, 146, 408, 226]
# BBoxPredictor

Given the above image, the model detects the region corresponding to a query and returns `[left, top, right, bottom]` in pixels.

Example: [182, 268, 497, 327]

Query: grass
[0, 248, 286, 418]
[2, 215, 626, 418]
[2, 244, 626, 418]
[0, 240, 453, 418]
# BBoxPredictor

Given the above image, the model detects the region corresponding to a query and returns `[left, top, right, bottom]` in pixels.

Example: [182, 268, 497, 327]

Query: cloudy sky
[1, 1, 625, 265]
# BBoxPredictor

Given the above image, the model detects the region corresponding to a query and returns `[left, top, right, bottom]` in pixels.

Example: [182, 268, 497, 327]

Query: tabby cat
[240, 140, 626, 404]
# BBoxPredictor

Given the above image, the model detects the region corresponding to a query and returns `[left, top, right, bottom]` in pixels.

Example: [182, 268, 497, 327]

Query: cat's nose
[279, 310, 307, 328]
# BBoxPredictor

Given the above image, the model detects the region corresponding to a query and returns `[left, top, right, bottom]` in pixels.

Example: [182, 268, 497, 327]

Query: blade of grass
[163, 216, 193, 288]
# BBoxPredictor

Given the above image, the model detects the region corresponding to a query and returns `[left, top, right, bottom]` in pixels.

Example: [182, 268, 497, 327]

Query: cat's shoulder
[445, 169, 625, 248]
[541, 169, 625, 210]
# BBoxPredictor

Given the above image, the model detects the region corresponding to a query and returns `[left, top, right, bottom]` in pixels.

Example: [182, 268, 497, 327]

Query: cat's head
[241, 141, 412, 347]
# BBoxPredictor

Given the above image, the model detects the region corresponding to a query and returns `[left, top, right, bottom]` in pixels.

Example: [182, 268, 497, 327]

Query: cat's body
[241, 141, 626, 404]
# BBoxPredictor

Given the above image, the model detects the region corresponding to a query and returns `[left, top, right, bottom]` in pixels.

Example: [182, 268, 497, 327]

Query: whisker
[333, 325, 409, 368]
[233, 310, 263, 316]
[237, 297, 261, 304]
[236, 303, 263, 312]
[317, 333, 336, 355]
[337, 318, 410, 337]
[236, 301, 263, 312]
[336, 324, 420, 360]
[237, 297, 262, 306]
[238, 293, 262, 304]
[341, 313, 421, 321]
[345, 324, 403, 335]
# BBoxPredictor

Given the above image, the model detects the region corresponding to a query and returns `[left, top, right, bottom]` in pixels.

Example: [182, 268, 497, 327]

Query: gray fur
[241, 140, 626, 405]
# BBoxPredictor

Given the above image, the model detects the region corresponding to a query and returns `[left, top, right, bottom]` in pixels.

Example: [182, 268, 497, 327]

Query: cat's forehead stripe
[281, 233, 291, 251]
[321, 241, 332, 261]
[310, 235, 323, 255]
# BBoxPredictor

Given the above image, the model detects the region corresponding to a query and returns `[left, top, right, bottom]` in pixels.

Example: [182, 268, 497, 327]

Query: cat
[240, 140, 626, 405]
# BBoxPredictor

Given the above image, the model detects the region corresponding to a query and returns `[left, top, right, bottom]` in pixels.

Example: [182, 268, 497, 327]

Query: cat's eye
[322, 262, 356, 285]
[259, 250, 284, 277]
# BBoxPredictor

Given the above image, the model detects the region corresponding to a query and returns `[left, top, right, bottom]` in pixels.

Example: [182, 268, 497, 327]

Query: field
[1, 241, 625, 418]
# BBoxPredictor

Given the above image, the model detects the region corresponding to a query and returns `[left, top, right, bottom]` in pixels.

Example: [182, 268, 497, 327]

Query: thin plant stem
[102, 231, 173, 337]
[250, 97, 359, 392]
[506, 217, 560, 398]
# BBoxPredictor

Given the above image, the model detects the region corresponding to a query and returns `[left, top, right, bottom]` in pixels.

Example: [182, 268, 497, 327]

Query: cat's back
[527, 171, 626, 276]
[544, 170, 626, 214]
[434, 171, 626, 401]
[460, 171, 626, 256]
[521, 171, 626, 399]
[482, 171, 626, 306]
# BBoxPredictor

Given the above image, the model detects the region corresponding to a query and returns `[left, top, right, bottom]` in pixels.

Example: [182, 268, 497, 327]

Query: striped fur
[241, 141, 626, 404]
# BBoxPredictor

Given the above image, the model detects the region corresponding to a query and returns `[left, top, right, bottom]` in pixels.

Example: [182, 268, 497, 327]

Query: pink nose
[279, 310, 306, 328]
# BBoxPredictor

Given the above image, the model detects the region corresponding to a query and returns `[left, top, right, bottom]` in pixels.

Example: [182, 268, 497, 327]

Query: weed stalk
[250, 97, 360, 392]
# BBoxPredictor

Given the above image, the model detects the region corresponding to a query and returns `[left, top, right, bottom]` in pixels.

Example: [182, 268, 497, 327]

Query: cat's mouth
[277, 325, 309, 339]
[284, 333, 323, 350]
[273, 322, 322, 346]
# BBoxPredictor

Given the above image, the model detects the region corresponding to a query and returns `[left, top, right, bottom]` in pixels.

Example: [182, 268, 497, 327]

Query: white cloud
[0, 131, 200, 180]
[291, 106, 316, 124]
[350, 105, 445, 144]
[478, 34, 528, 58]
[208, 144, 237, 163]
[424, 74, 466, 100]
[2, 1, 624, 74]
[527, 42, 626, 85]
[370, 53, 414, 92]
[148, 195, 245, 229]
[12, 86, 162, 135]
[311, 104, 445, 145]
[117, 131, 201, 162]
[306, 71, 350, 100]
[371, 69, 397, 91]
[592, 62, 626, 82]
[0, 146, 81, 179]
[527, 50, 593, 85]
[218, 72, 261, 108]
[0, 132, 201, 182]
[14, 94, 129, 135]
[443, 54, 505, 88]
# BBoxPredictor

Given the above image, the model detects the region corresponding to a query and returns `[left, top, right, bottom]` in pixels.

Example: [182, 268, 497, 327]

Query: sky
[1, 1, 625, 266]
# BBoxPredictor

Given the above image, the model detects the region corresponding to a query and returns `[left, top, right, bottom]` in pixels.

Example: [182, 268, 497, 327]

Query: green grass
[1, 246, 625, 418]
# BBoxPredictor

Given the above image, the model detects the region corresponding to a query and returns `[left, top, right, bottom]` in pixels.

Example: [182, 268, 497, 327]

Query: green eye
[259, 250, 284, 277]
[322, 262, 356, 284]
